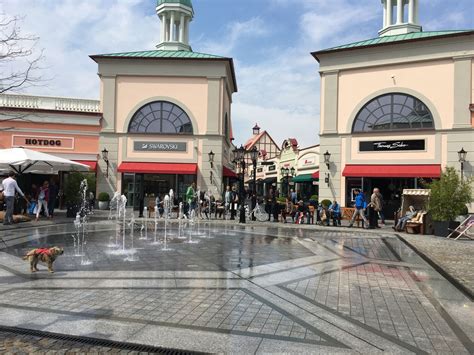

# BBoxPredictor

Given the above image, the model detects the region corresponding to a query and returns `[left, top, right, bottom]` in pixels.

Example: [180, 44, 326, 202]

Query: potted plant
[64, 172, 82, 217]
[426, 167, 472, 237]
[320, 199, 332, 208]
[98, 192, 110, 210]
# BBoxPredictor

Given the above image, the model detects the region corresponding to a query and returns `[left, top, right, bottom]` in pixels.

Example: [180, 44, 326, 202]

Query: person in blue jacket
[348, 189, 369, 229]
[328, 200, 341, 226]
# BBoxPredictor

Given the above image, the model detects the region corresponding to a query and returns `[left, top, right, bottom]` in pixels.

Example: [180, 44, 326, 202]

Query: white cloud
[1, 0, 159, 98]
[199, 17, 269, 57]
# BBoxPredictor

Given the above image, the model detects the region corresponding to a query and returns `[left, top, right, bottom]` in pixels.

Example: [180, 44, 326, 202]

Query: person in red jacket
[36, 180, 51, 221]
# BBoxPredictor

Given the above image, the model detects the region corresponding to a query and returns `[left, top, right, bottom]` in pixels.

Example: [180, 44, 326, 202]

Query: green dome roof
[157, 0, 193, 8]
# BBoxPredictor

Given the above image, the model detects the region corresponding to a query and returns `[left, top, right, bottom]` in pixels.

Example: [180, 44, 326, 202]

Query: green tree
[426, 167, 472, 221]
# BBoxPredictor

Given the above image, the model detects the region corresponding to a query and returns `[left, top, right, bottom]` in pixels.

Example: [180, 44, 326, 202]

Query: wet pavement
[0, 219, 473, 354]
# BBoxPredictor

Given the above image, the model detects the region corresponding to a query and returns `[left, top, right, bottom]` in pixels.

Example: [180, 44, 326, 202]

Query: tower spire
[156, 0, 194, 51]
[379, 0, 421, 37]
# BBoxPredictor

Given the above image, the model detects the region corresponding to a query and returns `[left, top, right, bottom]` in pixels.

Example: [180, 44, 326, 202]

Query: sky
[2, 0, 473, 147]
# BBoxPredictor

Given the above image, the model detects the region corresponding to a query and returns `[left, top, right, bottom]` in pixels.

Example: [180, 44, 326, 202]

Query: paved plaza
[0, 220, 473, 354]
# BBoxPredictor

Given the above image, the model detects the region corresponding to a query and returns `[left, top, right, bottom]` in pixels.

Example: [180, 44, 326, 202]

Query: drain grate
[0, 325, 208, 354]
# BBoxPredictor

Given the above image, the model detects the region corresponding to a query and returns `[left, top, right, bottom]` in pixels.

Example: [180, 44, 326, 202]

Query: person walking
[186, 182, 196, 218]
[48, 180, 59, 217]
[1, 171, 29, 225]
[224, 185, 231, 219]
[36, 181, 51, 222]
[230, 185, 238, 220]
[348, 189, 369, 229]
[369, 188, 383, 228]
[375, 188, 386, 226]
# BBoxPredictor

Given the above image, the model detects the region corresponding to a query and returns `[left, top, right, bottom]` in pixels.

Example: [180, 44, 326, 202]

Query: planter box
[66, 204, 79, 218]
[98, 201, 109, 210]
[433, 221, 460, 237]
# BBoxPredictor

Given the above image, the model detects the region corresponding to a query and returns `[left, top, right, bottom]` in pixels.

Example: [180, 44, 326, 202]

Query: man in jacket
[348, 189, 369, 229]
[328, 200, 341, 226]
[369, 188, 383, 228]
[1, 171, 29, 225]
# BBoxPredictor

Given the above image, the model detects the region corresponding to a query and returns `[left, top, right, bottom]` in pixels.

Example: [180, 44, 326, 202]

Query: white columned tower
[156, 0, 194, 51]
[379, 0, 422, 37]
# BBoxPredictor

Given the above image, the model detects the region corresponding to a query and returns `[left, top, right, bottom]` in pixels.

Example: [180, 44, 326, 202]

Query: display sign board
[359, 139, 425, 152]
[134, 141, 187, 152]
[12, 135, 74, 150]
[268, 165, 276, 171]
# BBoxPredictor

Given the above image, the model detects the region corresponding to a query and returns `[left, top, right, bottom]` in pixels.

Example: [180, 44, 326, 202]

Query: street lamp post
[458, 147, 467, 181]
[208, 150, 215, 184]
[323, 150, 331, 186]
[280, 166, 295, 197]
[101, 148, 109, 178]
[233, 145, 247, 224]
[250, 146, 259, 221]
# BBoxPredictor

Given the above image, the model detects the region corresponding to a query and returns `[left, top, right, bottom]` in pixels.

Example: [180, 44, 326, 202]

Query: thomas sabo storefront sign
[360, 139, 425, 152]
[134, 141, 187, 152]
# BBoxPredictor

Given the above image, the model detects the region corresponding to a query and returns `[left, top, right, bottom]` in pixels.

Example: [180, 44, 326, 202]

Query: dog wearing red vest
[22, 247, 64, 273]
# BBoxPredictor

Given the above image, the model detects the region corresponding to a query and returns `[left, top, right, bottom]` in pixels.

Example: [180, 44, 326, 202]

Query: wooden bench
[341, 207, 363, 227]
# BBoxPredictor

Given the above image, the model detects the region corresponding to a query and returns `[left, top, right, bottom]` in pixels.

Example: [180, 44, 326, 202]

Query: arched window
[128, 101, 193, 134]
[352, 93, 434, 133]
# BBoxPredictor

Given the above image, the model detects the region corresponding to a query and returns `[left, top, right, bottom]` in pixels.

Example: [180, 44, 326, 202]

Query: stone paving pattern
[402, 233, 474, 296]
[0, 288, 324, 344]
[283, 263, 465, 353]
[0, 220, 473, 353]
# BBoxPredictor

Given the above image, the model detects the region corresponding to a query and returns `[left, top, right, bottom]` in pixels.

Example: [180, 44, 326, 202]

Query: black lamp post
[101, 148, 109, 178]
[208, 150, 215, 184]
[323, 150, 331, 186]
[250, 146, 259, 195]
[250, 146, 259, 221]
[458, 147, 467, 181]
[281, 166, 295, 197]
[233, 144, 246, 223]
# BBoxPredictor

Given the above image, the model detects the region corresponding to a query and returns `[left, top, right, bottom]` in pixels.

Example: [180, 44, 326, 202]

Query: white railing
[0, 94, 101, 113]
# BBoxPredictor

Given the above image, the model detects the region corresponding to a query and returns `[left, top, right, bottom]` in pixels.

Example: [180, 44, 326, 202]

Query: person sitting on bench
[394, 206, 417, 231]
[328, 200, 341, 226]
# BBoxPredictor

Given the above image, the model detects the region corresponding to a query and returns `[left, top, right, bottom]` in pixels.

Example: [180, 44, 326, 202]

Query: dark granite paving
[4, 224, 313, 272]
[0, 220, 473, 353]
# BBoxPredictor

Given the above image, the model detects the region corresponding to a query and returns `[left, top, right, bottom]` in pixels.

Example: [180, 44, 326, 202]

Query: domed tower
[156, 0, 194, 51]
[379, 0, 422, 37]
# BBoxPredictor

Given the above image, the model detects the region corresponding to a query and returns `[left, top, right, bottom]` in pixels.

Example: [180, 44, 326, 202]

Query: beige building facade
[92, 0, 237, 207]
[313, 1, 474, 215]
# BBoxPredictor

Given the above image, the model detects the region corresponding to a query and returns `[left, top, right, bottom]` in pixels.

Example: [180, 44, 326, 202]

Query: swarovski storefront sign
[359, 139, 425, 152]
[134, 141, 187, 152]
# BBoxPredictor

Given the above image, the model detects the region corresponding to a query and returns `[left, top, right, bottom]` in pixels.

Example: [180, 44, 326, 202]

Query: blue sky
[2, 0, 473, 147]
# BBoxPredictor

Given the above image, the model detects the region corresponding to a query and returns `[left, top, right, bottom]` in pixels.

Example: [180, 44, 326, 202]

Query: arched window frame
[127, 101, 193, 135]
[351, 93, 435, 133]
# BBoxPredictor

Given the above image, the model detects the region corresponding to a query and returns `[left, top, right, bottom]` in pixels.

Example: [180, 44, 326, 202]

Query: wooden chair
[447, 215, 474, 240]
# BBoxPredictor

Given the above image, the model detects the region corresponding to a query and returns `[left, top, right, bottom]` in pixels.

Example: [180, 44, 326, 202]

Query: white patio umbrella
[0, 147, 90, 174]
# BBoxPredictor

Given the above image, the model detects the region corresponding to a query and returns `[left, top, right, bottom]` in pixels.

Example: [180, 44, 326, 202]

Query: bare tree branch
[0, 14, 44, 123]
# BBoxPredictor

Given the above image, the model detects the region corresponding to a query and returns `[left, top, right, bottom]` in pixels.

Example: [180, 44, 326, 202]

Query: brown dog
[22, 247, 64, 273]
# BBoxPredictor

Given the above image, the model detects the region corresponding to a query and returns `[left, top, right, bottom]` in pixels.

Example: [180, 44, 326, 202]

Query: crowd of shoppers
[0, 171, 61, 224]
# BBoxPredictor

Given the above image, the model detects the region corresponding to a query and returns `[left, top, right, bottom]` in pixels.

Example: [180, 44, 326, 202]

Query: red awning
[311, 171, 319, 179]
[342, 165, 441, 178]
[74, 160, 97, 171]
[118, 162, 197, 174]
[223, 166, 237, 178]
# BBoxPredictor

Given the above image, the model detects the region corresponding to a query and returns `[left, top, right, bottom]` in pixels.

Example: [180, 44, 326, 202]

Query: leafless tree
[0, 14, 44, 129]
[0, 15, 43, 93]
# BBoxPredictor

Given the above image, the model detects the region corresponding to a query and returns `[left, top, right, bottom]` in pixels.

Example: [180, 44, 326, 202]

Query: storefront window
[128, 101, 193, 134]
[352, 93, 434, 132]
